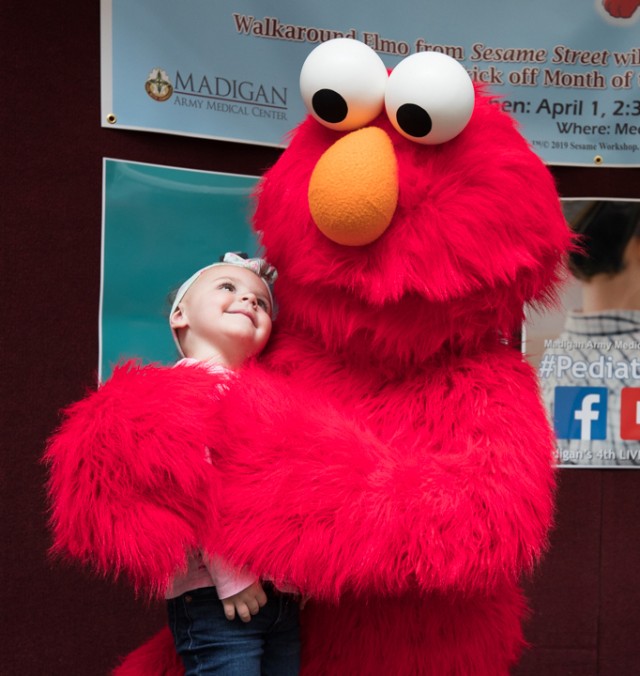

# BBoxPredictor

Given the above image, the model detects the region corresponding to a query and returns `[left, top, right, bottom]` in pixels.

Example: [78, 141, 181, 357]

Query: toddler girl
[165, 252, 300, 676]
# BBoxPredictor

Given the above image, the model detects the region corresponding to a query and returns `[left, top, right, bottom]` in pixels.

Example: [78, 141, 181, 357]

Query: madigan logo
[145, 68, 174, 102]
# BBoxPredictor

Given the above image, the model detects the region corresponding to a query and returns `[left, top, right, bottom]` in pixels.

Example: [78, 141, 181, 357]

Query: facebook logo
[554, 387, 608, 440]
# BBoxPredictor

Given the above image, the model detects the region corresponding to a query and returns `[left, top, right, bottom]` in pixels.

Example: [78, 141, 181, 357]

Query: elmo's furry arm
[44, 361, 223, 597]
[208, 353, 555, 600]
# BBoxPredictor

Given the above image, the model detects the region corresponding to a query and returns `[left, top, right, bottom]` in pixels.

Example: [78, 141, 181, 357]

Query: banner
[101, 0, 640, 165]
[101, 159, 259, 380]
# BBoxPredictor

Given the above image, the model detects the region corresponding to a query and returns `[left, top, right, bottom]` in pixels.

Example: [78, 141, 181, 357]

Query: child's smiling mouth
[227, 309, 257, 327]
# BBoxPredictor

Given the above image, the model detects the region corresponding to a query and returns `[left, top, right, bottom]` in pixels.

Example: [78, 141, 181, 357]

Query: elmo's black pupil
[396, 104, 432, 138]
[312, 89, 348, 124]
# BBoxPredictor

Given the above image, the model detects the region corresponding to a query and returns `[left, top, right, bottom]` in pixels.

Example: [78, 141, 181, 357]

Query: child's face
[171, 265, 273, 363]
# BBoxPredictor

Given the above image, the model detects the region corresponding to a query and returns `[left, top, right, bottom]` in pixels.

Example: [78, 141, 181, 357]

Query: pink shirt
[165, 358, 256, 600]
[166, 551, 256, 600]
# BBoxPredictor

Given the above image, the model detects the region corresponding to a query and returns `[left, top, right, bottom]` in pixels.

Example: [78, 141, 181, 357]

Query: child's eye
[257, 298, 270, 312]
[220, 282, 235, 291]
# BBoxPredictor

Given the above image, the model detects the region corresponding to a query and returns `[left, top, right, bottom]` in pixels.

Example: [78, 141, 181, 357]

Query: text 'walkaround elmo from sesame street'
[46, 39, 572, 675]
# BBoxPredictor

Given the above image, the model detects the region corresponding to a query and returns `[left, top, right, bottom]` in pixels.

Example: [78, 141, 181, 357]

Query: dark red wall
[4, 5, 640, 675]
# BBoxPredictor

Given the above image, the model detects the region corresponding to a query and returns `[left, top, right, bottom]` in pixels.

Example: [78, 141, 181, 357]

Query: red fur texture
[205, 84, 571, 674]
[46, 79, 571, 675]
[44, 362, 224, 597]
[112, 629, 183, 676]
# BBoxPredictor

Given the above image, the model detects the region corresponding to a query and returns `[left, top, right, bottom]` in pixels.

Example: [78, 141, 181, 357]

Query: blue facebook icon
[553, 387, 608, 440]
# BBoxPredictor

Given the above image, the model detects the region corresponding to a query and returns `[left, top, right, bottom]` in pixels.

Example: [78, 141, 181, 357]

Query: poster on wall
[101, 158, 259, 380]
[101, 0, 640, 165]
[525, 199, 640, 468]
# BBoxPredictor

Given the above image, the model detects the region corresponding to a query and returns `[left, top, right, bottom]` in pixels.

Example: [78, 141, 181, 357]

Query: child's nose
[241, 292, 257, 305]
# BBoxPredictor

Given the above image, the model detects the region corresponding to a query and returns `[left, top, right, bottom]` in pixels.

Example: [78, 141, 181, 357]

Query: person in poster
[538, 201, 640, 466]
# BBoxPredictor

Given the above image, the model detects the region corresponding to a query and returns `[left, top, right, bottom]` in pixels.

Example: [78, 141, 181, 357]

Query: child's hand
[221, 581, 268, 622]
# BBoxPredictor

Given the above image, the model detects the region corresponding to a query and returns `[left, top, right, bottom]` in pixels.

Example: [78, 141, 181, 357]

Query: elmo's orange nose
[308, 127, 398, 246]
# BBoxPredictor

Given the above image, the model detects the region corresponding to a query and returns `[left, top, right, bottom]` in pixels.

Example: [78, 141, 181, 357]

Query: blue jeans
[167, 584, 300, 676]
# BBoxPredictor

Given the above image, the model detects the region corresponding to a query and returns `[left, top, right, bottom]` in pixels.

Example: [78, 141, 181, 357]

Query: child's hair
[569, 201, 640, 280]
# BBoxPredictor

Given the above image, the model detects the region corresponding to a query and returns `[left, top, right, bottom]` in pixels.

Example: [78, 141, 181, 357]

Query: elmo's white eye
[300, 38, 388, 131]
[385, 52, 474, 144]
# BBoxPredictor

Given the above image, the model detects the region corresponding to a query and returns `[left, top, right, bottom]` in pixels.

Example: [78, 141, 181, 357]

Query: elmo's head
[254, 40, 571, 364]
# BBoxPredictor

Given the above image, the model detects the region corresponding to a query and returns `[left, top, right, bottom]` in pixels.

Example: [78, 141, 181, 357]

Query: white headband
[170, 252, 278, 357]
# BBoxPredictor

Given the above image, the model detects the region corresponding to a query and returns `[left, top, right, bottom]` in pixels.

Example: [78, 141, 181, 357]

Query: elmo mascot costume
[46, 39, 571, 675]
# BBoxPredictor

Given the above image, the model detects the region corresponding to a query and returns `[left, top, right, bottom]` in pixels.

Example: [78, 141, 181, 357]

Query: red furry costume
[46, 41, 571, 675]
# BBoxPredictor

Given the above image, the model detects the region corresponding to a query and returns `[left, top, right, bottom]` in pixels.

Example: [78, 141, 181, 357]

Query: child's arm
[220, 581, 268, 622]
[44, 360, 225, 598]
[203, 552, 265, 621]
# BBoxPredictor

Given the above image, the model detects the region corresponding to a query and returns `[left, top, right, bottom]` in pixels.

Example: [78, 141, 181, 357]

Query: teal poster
[101, 159, 259, 380]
